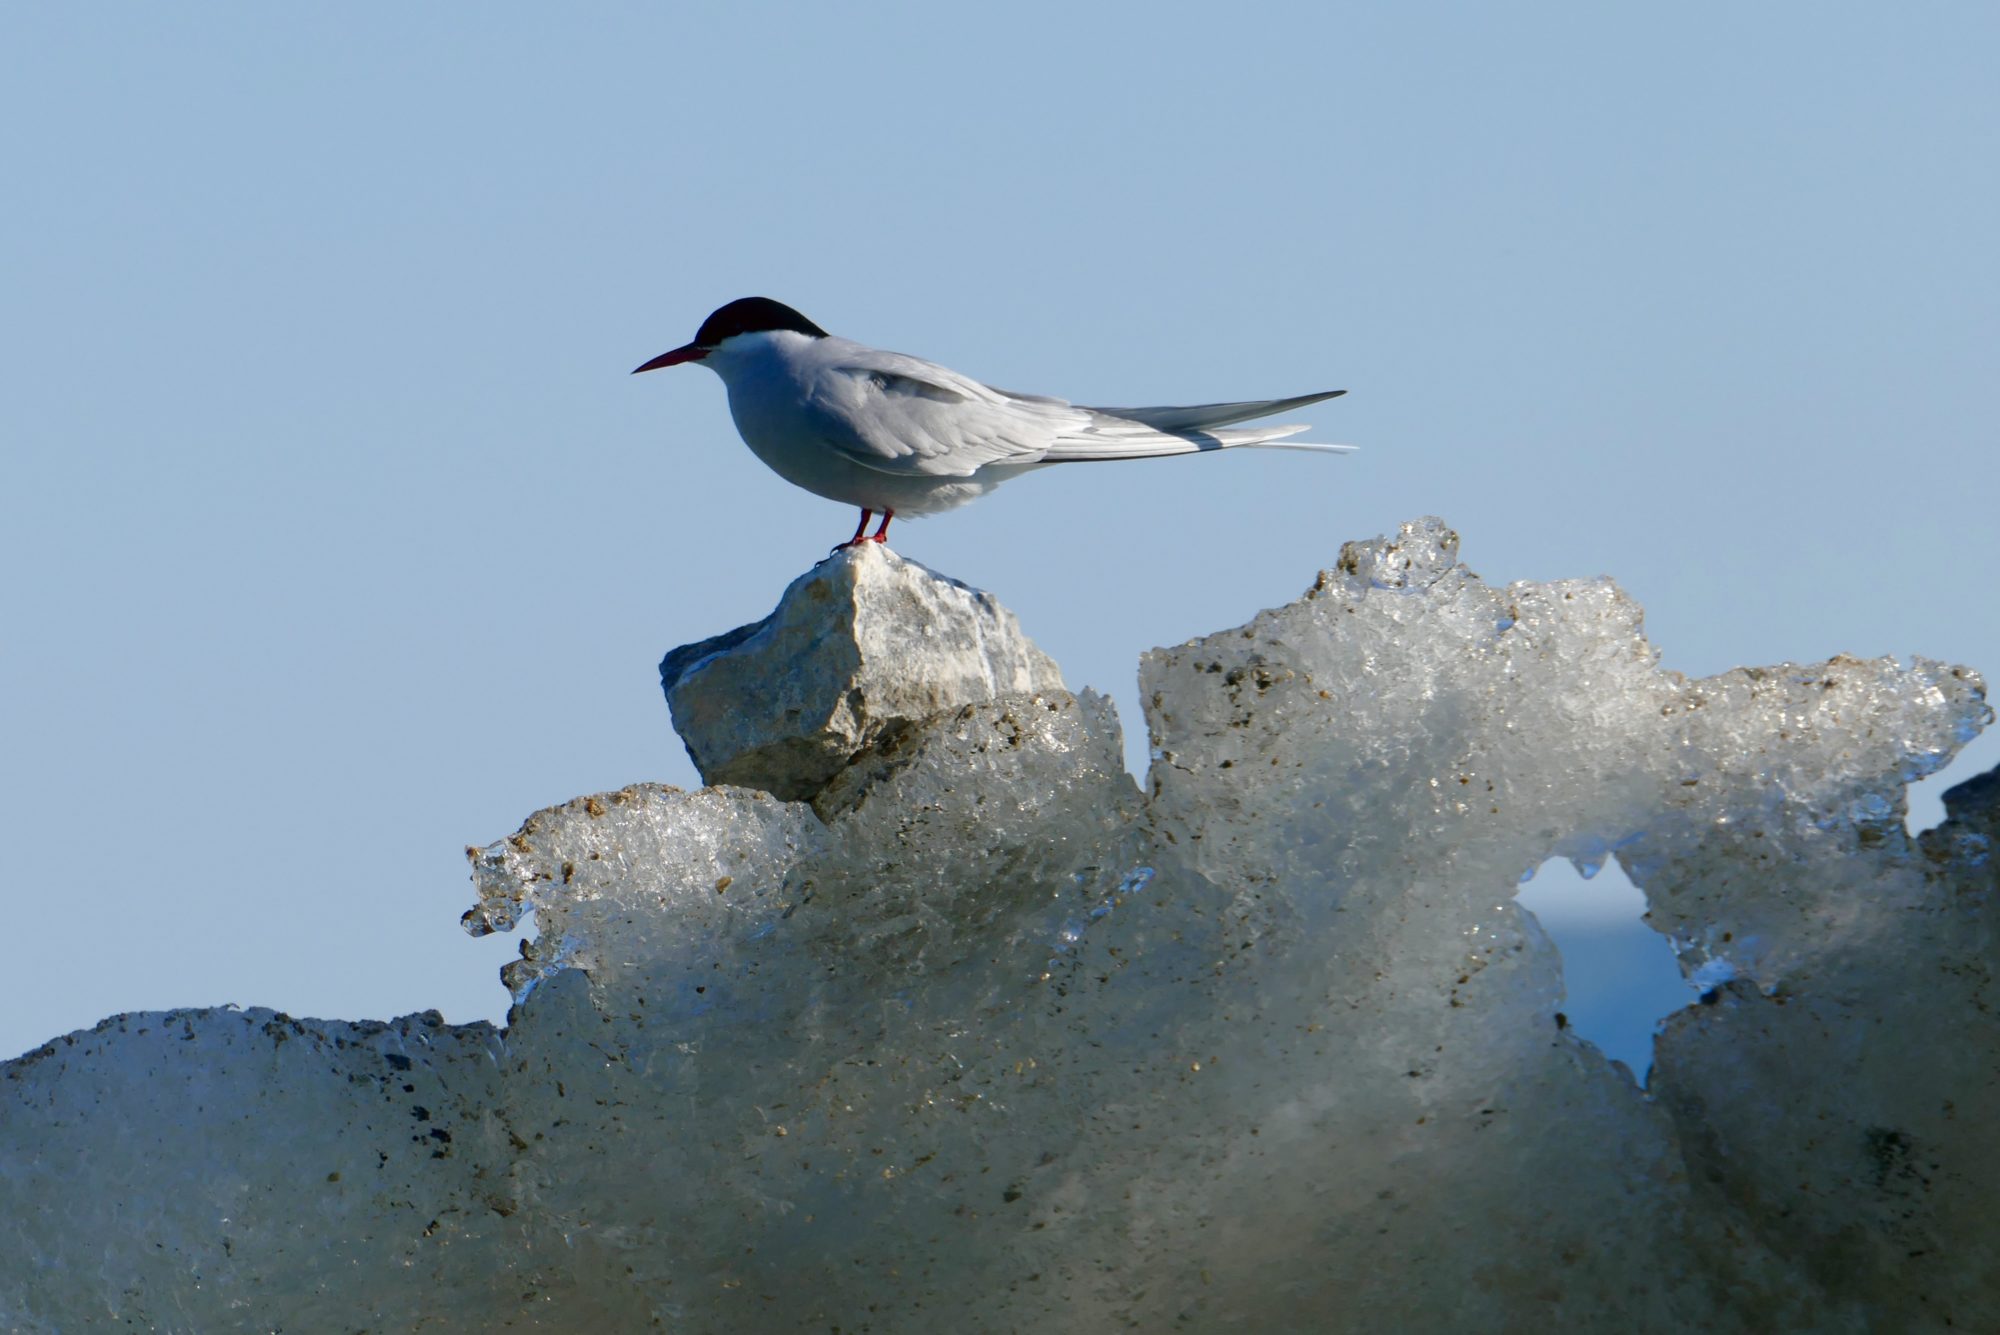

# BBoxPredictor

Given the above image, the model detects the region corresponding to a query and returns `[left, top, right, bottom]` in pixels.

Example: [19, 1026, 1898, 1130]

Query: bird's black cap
[693, 297, 829, 348]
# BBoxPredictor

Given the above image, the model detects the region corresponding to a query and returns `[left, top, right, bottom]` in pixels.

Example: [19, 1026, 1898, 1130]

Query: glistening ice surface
[4, 518, 1995, 1332]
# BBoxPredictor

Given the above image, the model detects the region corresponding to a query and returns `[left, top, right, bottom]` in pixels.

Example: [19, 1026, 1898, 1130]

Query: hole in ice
[1516, 856, 1693, 1084]
[1904, 731, 1999, 837]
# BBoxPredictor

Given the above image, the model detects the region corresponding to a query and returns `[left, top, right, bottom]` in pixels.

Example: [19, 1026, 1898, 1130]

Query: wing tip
[1263, 440, 1359, 454]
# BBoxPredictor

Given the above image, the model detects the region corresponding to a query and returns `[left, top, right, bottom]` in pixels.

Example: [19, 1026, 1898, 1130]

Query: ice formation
[3, 520, 1995, 1332]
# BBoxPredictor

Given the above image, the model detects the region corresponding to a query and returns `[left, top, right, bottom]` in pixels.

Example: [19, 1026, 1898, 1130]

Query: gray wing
[801, 345, 1089, 478]
[802, 339, 1350, 473]
[1077, 390, 1346, 434]
[1037, 389, 1353, 462]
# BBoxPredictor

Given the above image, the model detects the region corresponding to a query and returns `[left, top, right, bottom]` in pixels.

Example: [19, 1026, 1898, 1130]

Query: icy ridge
[2, 517, 1994, 1333]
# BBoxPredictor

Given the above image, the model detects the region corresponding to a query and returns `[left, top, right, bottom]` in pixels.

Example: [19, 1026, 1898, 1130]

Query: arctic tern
[634, 297, 1351, 546]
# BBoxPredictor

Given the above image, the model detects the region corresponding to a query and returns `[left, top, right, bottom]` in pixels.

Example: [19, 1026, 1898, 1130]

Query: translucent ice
[3, 518, 1994, 1331]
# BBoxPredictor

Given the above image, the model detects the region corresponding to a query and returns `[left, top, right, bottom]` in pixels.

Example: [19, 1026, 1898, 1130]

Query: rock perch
[659, 544, 1065, 800]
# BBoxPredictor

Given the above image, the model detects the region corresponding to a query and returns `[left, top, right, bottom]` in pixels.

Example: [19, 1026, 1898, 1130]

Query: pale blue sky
[4, 5, 1994, 1063]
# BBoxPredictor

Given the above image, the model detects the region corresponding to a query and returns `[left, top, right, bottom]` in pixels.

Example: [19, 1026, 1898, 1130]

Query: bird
[633, 297, 1351, 547]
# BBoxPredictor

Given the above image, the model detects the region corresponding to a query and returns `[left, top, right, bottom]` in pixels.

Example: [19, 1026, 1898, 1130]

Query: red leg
[868, 508, 894, 544]
[836, 509, 873, 550]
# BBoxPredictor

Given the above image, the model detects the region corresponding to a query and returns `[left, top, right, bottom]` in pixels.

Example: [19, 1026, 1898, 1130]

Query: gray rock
[659, 544, 1065, 800]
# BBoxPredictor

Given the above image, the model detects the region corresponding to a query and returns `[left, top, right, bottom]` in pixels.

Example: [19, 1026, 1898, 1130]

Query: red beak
[632, 343, 707, 374]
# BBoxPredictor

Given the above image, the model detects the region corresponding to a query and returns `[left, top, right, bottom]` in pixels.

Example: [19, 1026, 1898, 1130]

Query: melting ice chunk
[2, 517, 1994, 1331]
